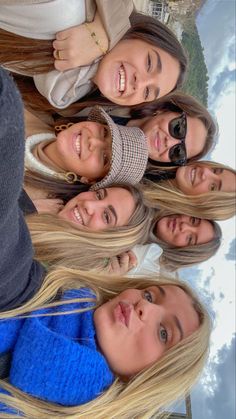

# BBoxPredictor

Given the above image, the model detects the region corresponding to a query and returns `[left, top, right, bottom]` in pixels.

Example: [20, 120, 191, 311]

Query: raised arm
[0, 68, 45, 311]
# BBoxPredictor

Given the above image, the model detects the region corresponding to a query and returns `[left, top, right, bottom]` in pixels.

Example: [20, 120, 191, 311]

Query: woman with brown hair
[0, 8, 187, 112]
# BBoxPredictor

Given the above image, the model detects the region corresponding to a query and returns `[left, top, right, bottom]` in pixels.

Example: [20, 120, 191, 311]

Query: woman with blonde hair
[142, 160, 236, 221]
[0, 267, 211, 419]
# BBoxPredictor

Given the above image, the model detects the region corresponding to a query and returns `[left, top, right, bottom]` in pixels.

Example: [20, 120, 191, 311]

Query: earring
[64, 172, 78, 183]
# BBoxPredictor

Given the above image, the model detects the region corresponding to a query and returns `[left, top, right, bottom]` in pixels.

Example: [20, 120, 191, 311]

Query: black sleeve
[0, 67, 45, 311]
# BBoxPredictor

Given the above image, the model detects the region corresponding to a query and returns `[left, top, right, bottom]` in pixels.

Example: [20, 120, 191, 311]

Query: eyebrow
[153, 49, 162, 73]
[173, 315, 184, 341]
[152, 50, 161, 99]
[157, 285, 165, 297]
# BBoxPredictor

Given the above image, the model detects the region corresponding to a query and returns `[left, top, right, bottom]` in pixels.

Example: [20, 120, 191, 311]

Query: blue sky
[178, 1, 236, 418]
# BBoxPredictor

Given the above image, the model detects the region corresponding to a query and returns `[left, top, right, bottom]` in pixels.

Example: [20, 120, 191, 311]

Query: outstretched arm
[0, 68, 45, 311]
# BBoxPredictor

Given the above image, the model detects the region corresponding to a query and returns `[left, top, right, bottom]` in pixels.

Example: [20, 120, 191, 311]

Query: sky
[176, 1, 236, 418]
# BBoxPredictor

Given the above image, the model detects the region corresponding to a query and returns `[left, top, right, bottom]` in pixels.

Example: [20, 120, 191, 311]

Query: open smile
[117, 64, 126, 95]
[190, 167, 196, 185]
[72, 133, 81, 157]
[72, 206, 84, 225]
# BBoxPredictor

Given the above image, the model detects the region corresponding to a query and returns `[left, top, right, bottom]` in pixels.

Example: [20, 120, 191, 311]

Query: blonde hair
[151, 217, 222, 271]
[0, 269, 211, 419]
[142, 161, 236, 220]
[27, 197, 154, 271]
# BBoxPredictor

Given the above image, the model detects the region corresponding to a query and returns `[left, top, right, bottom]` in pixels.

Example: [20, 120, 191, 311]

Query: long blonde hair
[0, 269, 211, 419]
[27, 185, 154, 271]
[142, 161, 236, 220]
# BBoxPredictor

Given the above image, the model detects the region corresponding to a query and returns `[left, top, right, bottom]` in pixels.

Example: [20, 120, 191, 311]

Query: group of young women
[0, 2, 235, 418]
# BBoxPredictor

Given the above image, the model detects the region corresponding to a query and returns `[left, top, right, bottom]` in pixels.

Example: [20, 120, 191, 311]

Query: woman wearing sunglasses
[111, 91, 216, 171]
[22, 91, 215, 199]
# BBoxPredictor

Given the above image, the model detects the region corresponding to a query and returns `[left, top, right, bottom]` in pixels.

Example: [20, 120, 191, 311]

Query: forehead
[221, 169, 236, 192]
[106, 187, 135, 226]
[152, 284, 200, 337]
[197, 220, 215, 245]
[185, 117, 207, 157]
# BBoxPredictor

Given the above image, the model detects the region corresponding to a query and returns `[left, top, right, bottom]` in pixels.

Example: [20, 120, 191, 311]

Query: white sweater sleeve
[128, 244, 163, 277]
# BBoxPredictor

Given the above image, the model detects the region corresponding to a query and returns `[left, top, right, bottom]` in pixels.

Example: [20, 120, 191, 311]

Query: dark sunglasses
[168, 112, 187, 165]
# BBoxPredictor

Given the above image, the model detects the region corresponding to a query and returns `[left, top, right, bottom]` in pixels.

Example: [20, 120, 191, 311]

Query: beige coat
[0, 0, 134, 49]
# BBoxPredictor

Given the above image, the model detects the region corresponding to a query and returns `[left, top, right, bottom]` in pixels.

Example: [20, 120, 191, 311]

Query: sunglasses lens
[169, 143, 187, 165]
[170, 116, 186, 139]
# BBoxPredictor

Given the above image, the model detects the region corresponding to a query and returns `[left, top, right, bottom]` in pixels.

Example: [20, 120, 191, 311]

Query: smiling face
[44, 121, 112, 183]
[92, 39, 180, 106]
[94, 285, 199, 377]
[175, 164, 236, 195]
[134, 112, 207, 163]
[155, 215, 215, 247]
[58, 187, 136, 230]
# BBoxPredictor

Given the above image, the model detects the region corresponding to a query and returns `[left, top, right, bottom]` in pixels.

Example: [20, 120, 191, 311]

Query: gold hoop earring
[64, 172, 78, 183]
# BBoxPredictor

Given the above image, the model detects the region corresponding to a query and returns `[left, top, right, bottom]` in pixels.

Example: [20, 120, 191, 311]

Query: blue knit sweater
[0, 288, 114, 412]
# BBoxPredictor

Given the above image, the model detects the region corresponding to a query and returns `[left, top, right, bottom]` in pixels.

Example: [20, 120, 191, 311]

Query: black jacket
[0, 67, 45, 311]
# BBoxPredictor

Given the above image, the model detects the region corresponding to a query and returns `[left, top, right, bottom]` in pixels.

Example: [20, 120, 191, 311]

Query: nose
[135, 298, 163, 321]
[179, 218, 195, 233]
[200, 167, 213, 181]
[165, 135, 181, 149]
[82, 199, 98, 217]
[132, 71, 157, 93]
[88, 136, 104, 151]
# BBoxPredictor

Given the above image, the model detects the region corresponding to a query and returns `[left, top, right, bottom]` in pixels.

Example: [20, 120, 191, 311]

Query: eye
[147, 53, 151, 72]
[103, 152, 109, 167]
[103, 126, 109, 138]
[210, 183, 218, 191]
[143, 289, 153, 303]
[95, 189, 105, 200]
[144, 86, 150, 101]
[103, 209, 111, 225]
[191, 217, 200, 226]
[159, 325, 168, 344]
[212, 168, 223, 175]
[187, 234, 194, 246]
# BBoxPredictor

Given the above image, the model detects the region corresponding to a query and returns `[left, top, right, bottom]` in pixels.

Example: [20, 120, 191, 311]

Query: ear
[80, 176, 94, 185]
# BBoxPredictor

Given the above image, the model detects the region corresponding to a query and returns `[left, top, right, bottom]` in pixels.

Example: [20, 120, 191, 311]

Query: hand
[107, 251, 138, 276]
[33, 198, 64, 215]
[53, 13, 109, 72]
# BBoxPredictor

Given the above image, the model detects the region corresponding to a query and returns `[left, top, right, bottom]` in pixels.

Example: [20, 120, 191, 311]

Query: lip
[114, 301, 131, 327]
[154, 133, 160, 152]
[168, 217, 177, 233]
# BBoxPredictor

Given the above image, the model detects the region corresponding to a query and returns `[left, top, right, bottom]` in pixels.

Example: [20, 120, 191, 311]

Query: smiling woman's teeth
[75, 134, 81, 156]
[73, 206, 84, 225]
[119, 65, 126, 92]
[191, 168, 196, 184]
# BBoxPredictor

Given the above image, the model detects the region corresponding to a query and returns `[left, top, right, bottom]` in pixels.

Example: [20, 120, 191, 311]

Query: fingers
[108, 251, 138, 275]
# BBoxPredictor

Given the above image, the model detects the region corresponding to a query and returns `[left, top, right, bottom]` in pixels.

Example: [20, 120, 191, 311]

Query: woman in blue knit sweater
[0, 67, 211, 418]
